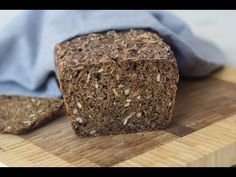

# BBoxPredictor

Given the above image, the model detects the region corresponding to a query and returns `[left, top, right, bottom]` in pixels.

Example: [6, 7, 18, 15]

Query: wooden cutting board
[1, 67, 236, 167]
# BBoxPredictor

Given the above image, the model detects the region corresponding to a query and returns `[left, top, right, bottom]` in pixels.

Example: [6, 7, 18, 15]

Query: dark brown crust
[0, 95, 64, 135]
[55, 29, 179, 137]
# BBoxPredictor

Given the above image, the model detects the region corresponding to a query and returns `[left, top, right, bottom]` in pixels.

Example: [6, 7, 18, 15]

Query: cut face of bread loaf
[55, 29, 179, 137]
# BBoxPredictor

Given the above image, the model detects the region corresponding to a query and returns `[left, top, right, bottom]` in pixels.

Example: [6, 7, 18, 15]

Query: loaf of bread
[55, 29, 179, 137]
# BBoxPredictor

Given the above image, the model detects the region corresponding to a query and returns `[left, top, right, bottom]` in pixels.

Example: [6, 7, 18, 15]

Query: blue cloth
[0, 10, 225, 98]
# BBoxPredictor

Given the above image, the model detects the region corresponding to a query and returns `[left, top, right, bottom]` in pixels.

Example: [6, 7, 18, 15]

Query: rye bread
[55, 29, 179, 137]
[0, 95, 64, 135]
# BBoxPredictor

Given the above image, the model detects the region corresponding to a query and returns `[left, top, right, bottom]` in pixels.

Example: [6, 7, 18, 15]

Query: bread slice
[0, 95, 64, 134]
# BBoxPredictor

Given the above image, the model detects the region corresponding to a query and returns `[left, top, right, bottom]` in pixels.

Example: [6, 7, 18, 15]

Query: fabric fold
[0, 10, 224, 98]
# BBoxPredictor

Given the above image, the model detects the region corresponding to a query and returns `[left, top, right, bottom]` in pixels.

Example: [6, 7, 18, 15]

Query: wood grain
[0, 134, 73, 167]
[213, 67, 236, 84]
[0, 67, 236, 167]
[115, 115, 236, 167]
